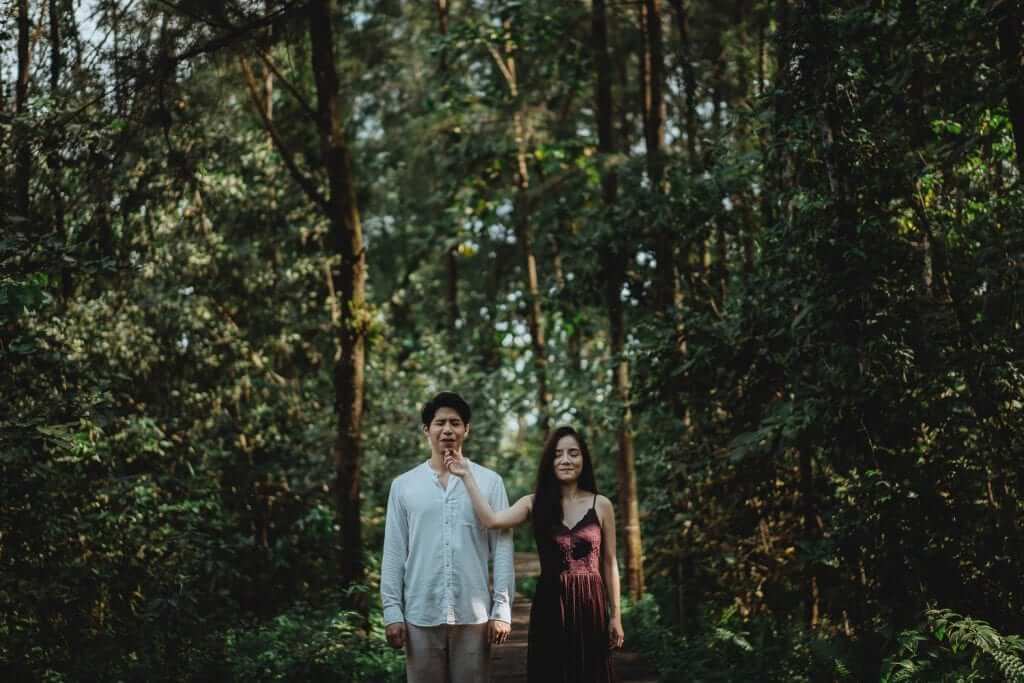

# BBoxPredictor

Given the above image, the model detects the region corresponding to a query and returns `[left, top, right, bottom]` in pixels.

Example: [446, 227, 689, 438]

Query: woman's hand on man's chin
[444, 449, 469, 477]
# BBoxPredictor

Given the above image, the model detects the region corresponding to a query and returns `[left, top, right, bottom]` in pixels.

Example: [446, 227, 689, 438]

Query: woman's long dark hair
[532, 426, 599, 540]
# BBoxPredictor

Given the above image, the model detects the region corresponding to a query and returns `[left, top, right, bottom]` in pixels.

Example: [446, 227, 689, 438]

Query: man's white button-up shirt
[381, 459, 514, 627]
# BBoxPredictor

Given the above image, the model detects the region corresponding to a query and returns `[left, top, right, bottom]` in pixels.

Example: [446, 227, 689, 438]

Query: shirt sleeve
[380, 479, 408, 626]
[487, 474, 515, 623]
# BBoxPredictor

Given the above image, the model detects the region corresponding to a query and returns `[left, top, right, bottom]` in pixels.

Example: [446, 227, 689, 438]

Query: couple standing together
[381, 391, 624, 683]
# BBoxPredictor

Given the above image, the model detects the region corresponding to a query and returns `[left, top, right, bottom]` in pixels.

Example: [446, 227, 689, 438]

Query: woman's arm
[445, 450, 532, 529]
[597, 495, 625, 649]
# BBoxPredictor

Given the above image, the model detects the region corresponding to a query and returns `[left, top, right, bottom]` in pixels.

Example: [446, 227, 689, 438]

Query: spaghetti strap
[591, 493, 598, 510]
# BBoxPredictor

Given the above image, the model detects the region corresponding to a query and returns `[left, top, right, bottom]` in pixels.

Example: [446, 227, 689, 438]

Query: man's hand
[385, 622, 407, 650]
[443, 448, 469, 477]
[488, 619, 511, 645]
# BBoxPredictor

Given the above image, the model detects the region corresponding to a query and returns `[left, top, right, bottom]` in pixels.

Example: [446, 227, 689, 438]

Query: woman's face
[553, 435, 584, 484]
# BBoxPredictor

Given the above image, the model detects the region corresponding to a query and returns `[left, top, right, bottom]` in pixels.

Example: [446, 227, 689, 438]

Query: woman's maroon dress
[527, 495, 618, 683]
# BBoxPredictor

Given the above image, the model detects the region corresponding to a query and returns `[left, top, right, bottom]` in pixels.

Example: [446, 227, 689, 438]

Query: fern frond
[928, 609, 1024, 682]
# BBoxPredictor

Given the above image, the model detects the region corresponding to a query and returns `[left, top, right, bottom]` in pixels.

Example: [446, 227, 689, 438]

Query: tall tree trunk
[733, 0, 757, 278]
[262, 0, 274, 121]
[111, 1, 123, 117]
[513, 121, 550, 435]
[798, 445, 821, 627]
[49, 0, 71, 301]
[550, 229, 582, 371]
[15, 0, 31, 220]
[612, 8, 632, 152]
[593, 0, 645, 601]
[308, 0, 367, 593]
[436, 0, 461, 336]
[767, 0, 791, 233]
[710, 54, 729, 305]
[997, 2, 1024, 174]
[641, 0, 672, 309]
[436, 0, 450, 69]
[667, 0, 699, 172]
[898, 0, 935, 296]
[490, 20, 551, 435]
[642, 0, 690, 429]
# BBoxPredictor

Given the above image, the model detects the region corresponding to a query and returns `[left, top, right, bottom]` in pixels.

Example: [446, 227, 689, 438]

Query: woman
[444, 425, 623, 683]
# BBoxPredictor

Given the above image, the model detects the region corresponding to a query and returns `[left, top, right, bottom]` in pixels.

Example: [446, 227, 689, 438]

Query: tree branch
[257, 49, 316, 119]
[484, 41, 517, 95]
[239, 55, 330, 214]
[170, 0, 305, 65]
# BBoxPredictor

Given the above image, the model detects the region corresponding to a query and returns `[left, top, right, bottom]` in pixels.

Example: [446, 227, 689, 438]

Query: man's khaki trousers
[405, 622, 491, 683]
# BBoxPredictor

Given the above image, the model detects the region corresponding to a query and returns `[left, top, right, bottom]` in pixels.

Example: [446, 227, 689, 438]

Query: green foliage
[221, 597, 404, 682]
[620, 594, 841, 682]
[882, 609, 1024, 683]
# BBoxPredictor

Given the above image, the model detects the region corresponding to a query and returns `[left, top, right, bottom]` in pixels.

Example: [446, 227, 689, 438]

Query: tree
[15, 0, 31, 220]
[593, 0, 645, 601]
[487, 11, 552, 436]
[307, 0, 368, 591]
[997, 0, 1024, 173]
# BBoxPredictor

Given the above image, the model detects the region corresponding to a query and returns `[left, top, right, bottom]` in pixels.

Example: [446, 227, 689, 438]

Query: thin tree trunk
[445, 245, 460, 329]
[715, 221, 727, 303]
[49, 0, 71, 301]
[436, 0, 449, 67]
[774, 0, 791, 173]
[489, 21, 551, 435]
[594, 0, 645, 601]
[997, 2, 1024, 174]
[798, 446, 821, 627]
[263, 0, 274, 121]
[643, 0, 690, 429]
[767, 0, 791, 231]
[667, 0, 699, 172]
[15, 0, 31, 220]
[641, 0, 672, 310]
[612, 8, 632, 152]
[308, 0, 367, 593]
[667, 0, 705, 320]
[733, 0, 757, 277]
[899, 0, 935, 297]
[757, 9, 766, 98]
[756, 8, 773, 230]
[711, 58, 728, 303]
[550, 230, 582, 371]
[513, 118, 550, 435]
[0, 63, 6, 206]
[436, 0, 461, 335]
[112, 1, 123, 117]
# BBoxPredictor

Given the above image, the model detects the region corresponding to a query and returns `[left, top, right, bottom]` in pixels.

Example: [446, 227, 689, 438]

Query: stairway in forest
[489, 552, 660, 683]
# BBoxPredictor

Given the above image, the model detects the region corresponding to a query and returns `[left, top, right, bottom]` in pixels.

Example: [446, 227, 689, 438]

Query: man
[381, 391, 514, 683]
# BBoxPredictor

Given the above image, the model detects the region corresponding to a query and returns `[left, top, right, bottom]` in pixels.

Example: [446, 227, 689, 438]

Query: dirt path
[490, 552, 659, 683]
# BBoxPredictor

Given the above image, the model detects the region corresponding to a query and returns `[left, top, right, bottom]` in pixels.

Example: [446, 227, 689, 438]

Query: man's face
[424, 406, 470, 457]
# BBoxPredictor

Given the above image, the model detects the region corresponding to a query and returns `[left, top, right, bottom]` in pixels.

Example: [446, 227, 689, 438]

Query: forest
[2, 0, 1023, 681]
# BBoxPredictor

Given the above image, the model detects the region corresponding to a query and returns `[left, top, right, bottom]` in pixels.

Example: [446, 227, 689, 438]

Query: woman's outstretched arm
[444, 450, 532, 529]
[597, 495, 625, 649]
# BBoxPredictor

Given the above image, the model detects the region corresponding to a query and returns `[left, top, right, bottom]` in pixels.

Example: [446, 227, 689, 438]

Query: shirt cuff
[383, 606, 405, 626]
[490, 602, 512, 624]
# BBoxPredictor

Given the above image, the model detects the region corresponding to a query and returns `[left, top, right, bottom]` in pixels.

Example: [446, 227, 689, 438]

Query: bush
[220, 594, 404, 683]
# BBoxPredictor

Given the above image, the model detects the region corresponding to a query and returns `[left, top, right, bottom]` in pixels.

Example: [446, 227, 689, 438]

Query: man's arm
[487, 474, 514, 631]
[380, 479, 408, 645]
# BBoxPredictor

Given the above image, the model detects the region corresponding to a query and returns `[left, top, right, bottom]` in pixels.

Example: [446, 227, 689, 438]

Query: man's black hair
[421, 391, 472, 426]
